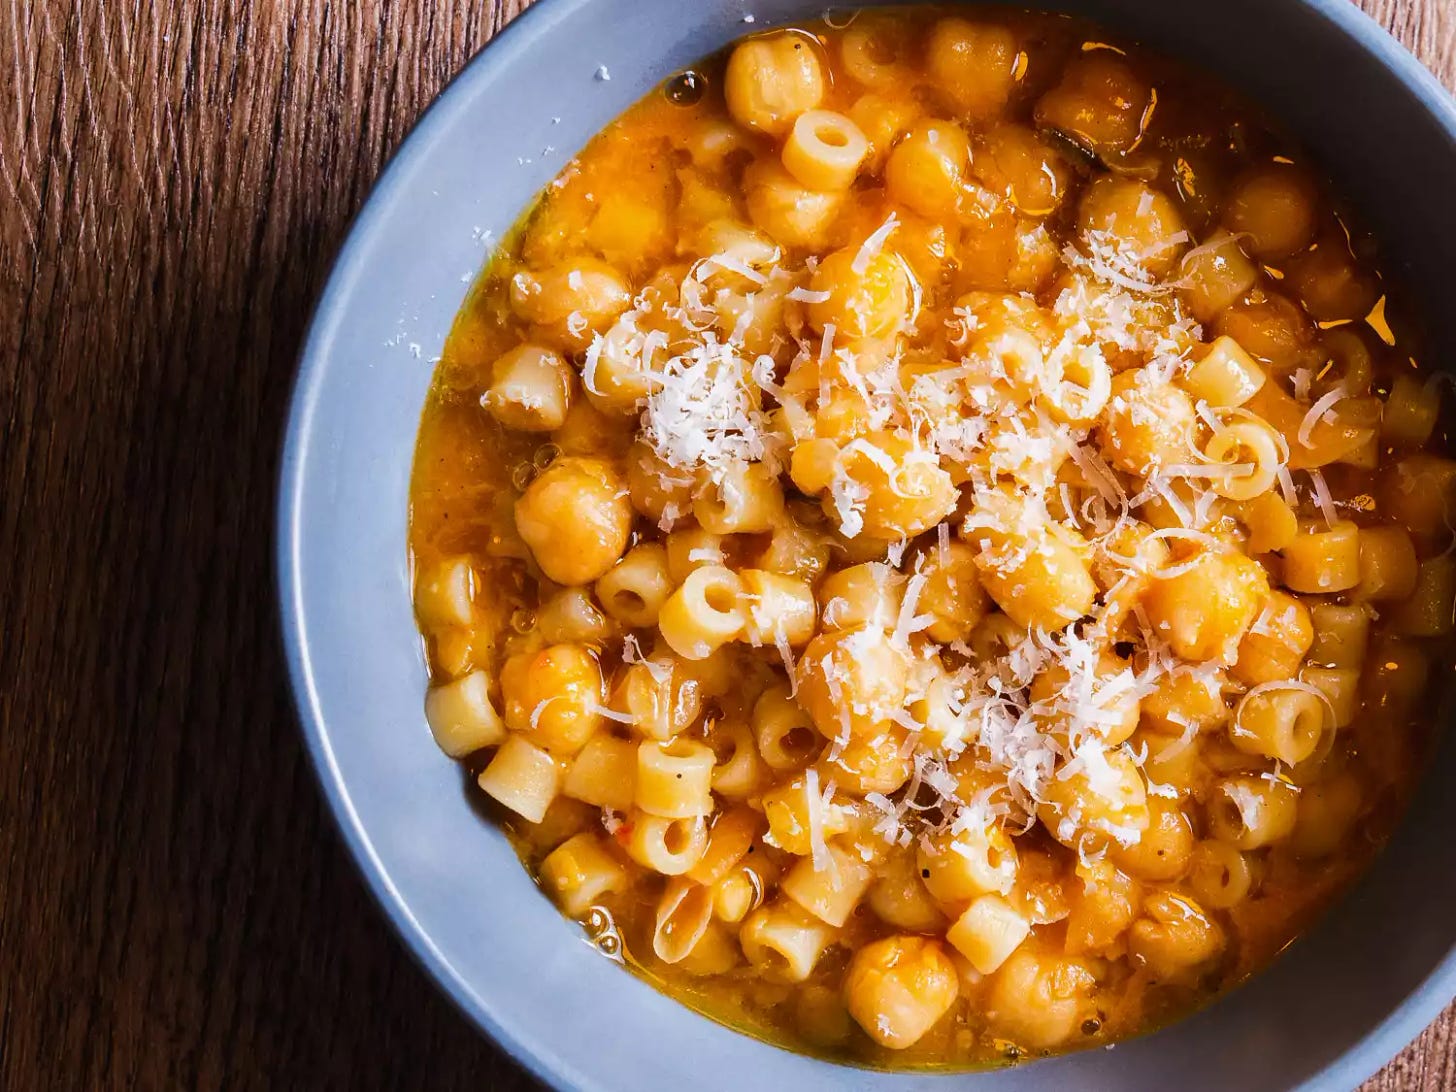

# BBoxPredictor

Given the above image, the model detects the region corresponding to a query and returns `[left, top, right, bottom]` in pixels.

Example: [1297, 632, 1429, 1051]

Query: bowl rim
[276, 1, 1456, 1089]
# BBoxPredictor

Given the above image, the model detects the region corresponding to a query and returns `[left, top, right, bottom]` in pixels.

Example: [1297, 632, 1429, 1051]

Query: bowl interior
[279, 1, 1456, 1089]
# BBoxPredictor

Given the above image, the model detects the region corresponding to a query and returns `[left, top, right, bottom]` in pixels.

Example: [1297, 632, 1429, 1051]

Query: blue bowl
[278, 1, 1456, 1088]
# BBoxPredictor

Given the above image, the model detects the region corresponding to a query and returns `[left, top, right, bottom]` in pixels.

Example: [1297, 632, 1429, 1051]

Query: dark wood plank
[0, 1, 1448, 1089]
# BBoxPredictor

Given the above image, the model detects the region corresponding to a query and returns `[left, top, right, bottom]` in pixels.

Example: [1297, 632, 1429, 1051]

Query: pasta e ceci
[407, 6, 1453, 1068]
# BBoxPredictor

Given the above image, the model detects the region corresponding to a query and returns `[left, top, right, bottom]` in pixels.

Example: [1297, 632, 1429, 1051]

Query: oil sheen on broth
[407, 5, 1452, 1069]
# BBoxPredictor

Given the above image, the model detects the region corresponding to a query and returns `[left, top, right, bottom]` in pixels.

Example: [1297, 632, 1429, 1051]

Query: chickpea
[1128, 891, 1225, 983]
[824, 430, 958, 540]
[1141, 549, 1269, 665]
[1111, 796, 1194, 881]
[1097, 368, 1198, 475]
[514, 456, 633, 585]
[843, 935, 960, 1049]
[822, 725, 915, 796]
[1140, 666, 1231, 734]
[1212, 292, 1317, 370]
[509, 258, 631, 352]
[1223, 163, 1320, 260]
[1077, 177, 1190, 279]
[724, 32, 826, 136]
[915, 540, 992, 643]
[744, 159, 845, 250]
[1284, 234, 1381, 322]
[504, 644, 604, 755]
[1028, 649, 1140, 746]
[972, 123, 1071, 216]
[1034, 53, 1152, 157]
[795, 985, 855, 1049]
[807, 246, 915, 339]
[847, 91, 922, 172]
[1037, 748, 1150, 852]
[925, 18, 1020, 121]
[796, 625, 911, 740]
[1232, 590, 1313, 686]
[483, 344, 573, 432]
[884, 119, 971, 220]
[985, 948, 1097, 1050]
[1064, 858, 1139, 955]
[625, 440, 693, 527]
[867, 850, 947, 933]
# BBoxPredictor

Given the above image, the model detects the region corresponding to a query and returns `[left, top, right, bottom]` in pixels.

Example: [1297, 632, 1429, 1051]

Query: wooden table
[3, 1, 1453, 1087]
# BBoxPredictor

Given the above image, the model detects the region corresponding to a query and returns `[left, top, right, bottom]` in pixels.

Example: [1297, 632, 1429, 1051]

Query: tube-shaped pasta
[636, 739, 716, 818]
[416, 556, 475, 629]
[563, 733, 638, 812]
[948, 894, 1032, 975]
[738, 569, 818, 648]
[1354, 526, 1419, 602]
[752, 685, 822, 771]
[1240, 491, 1299, 554]
[1300, 666, 1361, 728]
[476, 736, 561, 824]
[658, 565, 747, 660]
[686, 806, 763, 885]
[1182, 336, 1266, 408]
[1187, 840, 1255, 909]
[595, 543, 674, 627]
[626, 811, 709, 875]
[652, 877, 716, 964]
[1382, 373, 1439, 449]
[424, 670, 506, 757]
[693, 462, 786, 534]
[781, 843, 876, 926]
[1308, 603, 1371, 668]
[1203, 421, 1282, 501]
[539, 832, 629, 917]
[739, 900, 837, 982]
[782, 110, 869, 191]
[1391, 555, 1456, 636]
[1230, 685, 1328, 766]
[1282, 520, 1361, 594]
[1208, 775, 1298, 849]
[1288, 772, 1365, 858]
[1178, 236, 1260, 322]
[917, 823, 1018, 903]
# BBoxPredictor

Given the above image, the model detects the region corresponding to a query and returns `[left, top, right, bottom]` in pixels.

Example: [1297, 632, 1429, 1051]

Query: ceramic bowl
[278, 2, 1456, 1088]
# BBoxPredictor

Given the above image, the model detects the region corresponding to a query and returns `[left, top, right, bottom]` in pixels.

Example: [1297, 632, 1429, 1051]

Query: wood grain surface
[1, 1, 1452, 1088]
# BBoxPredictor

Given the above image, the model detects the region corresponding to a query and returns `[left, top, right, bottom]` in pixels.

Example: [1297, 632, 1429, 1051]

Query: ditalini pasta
[407, 7, 1451, 1068]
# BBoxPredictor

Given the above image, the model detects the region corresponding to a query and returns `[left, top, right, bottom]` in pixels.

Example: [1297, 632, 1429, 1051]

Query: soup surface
[408, 6, 1452, 1068]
